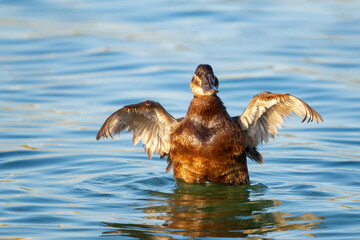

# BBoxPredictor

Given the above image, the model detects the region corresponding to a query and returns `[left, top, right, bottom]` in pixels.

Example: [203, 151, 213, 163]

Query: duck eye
[196, 71, 201, 76]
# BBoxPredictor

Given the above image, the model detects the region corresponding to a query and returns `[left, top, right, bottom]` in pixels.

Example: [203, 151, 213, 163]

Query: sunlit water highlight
[1, 0, 360, 239]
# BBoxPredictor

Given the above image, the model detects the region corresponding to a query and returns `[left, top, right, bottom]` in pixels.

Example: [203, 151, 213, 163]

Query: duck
[96, 64, 323, 185]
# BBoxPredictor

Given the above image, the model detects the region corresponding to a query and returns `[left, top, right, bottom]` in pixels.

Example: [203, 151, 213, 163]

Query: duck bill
[201, 74, 219, 95]
[202, 86, 218, 95]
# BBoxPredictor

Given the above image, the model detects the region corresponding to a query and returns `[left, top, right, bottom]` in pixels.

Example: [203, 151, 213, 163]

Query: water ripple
[1, 0, 360, 239]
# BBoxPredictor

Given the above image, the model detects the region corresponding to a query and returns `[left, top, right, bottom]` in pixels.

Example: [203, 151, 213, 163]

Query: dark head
[190, 64, 219, 97]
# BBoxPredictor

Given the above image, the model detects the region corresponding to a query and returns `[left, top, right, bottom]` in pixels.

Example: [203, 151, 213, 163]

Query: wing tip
[317, 113, 324, 123]
[96, 125, 115, 141]
[96, 129, 104, 141]
[145, 147, 153, 159]
[301, 110, 323, 124]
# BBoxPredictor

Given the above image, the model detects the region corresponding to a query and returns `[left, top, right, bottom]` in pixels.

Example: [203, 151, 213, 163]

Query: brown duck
[97, 64, 323, 185]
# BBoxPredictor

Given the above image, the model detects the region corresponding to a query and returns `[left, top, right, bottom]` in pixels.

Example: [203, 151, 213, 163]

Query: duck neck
[186, 95, 230, 122]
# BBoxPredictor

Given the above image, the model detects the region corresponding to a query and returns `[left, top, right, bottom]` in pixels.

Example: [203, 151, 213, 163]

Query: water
[1, 0, 360, 239]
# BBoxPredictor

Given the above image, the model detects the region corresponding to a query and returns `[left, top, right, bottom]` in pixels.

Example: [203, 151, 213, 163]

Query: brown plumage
[96, 64, 323, 185]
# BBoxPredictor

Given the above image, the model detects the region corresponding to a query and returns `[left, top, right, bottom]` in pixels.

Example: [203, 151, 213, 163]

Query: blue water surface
[1, 0, 360, 239]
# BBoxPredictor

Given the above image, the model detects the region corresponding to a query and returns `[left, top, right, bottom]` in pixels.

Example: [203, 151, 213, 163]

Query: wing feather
[234, 92, 323, 148]
[97, 100, 177, 159]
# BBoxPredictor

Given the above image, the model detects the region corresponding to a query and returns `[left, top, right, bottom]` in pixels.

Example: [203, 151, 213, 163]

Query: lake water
[1, 0, 360, 239]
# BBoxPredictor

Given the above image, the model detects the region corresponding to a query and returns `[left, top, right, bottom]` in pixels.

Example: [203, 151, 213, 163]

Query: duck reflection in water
[97, 64, 322, 184]
[102, 183, 324, 238]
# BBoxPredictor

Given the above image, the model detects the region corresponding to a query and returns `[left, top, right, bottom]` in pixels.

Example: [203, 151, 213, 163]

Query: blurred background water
[1, 0, 360, 239]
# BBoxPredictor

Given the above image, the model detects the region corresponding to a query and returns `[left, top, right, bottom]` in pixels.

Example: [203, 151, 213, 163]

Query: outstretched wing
[233, 91, 323, 148]
[96, 100, 177, 159]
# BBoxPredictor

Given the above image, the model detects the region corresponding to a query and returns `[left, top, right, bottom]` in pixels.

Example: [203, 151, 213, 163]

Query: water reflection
[103, 183, 324, 239]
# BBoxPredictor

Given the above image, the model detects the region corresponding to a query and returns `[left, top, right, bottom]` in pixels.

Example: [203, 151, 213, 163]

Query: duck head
[190, 64, 219, 97]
